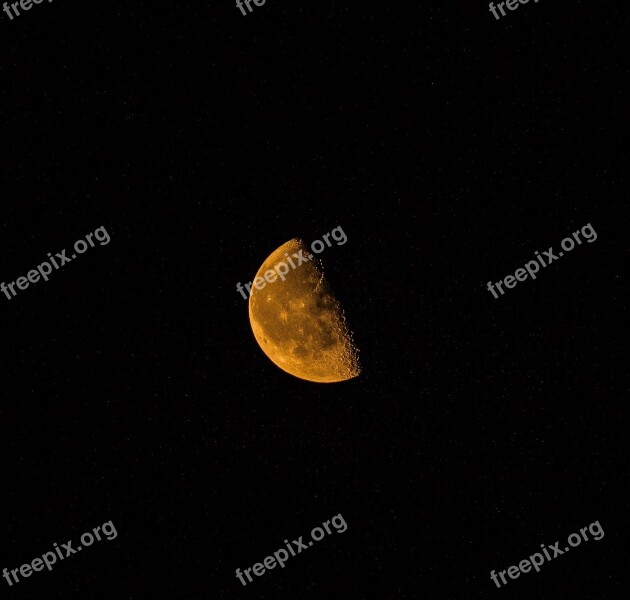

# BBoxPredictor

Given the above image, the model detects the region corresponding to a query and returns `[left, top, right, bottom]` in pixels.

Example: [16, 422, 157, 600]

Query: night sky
[1, 1, 628, 599]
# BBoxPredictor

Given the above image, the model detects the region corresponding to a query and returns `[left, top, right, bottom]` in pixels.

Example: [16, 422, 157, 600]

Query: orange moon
[248, 239, 361, 383]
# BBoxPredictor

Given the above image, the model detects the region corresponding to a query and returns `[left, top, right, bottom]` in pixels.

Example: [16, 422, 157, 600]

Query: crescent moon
[248, 239, 361, 383]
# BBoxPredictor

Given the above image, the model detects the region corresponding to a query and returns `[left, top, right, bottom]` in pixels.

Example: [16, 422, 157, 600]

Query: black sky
[1, 1, 628, 599]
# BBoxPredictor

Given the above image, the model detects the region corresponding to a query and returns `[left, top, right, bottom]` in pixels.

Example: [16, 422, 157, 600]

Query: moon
[248, 239, 361, 383]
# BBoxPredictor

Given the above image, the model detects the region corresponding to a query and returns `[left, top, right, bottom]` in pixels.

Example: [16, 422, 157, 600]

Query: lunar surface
[248, 239, 361, 383]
